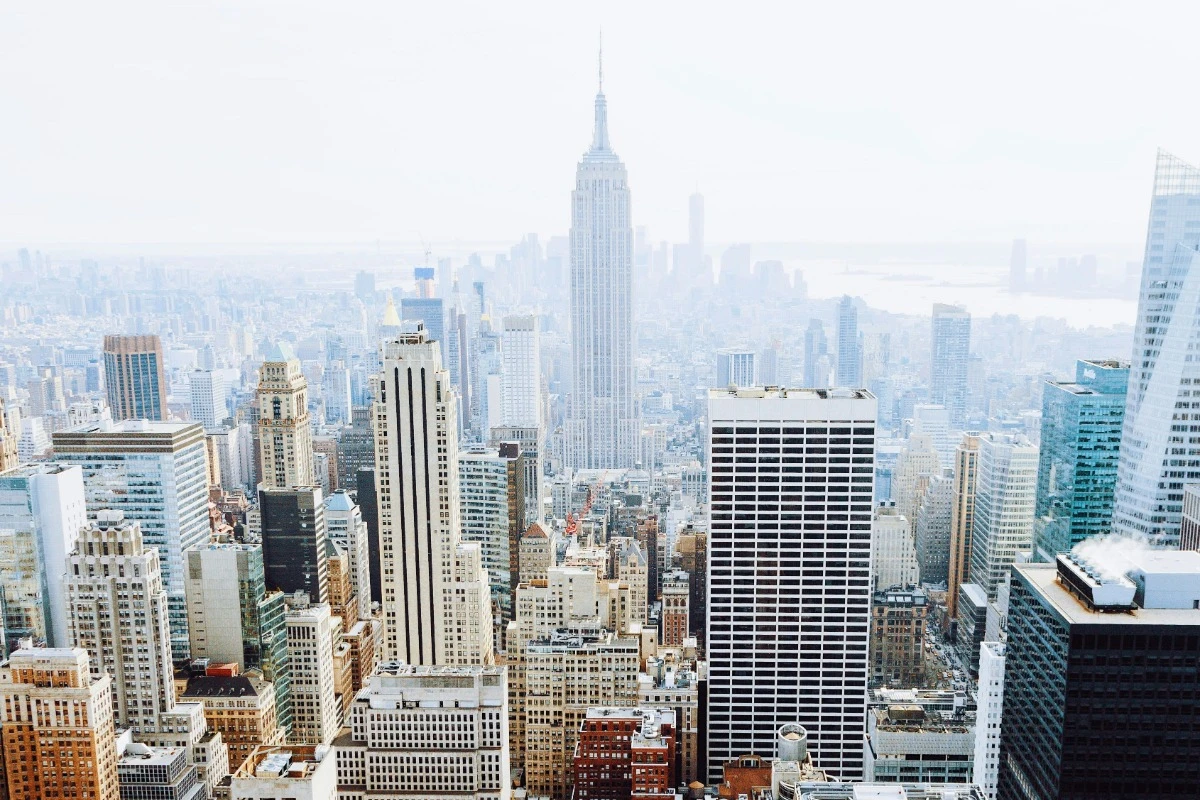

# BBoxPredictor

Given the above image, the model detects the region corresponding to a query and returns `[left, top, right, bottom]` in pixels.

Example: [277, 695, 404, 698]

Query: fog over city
[3, 4, 1200, 799]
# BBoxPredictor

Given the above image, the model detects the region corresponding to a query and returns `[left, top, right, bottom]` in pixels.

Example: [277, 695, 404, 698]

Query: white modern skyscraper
[53, 420, 209, 660]
[285, 599, 340, 746]
[0, 463, 87, 649]
[706, 387, 876, 782]
[715, 348, 757, 388]
[930, 304, 971, 428]
[66, 511, 174, 734]
[257, 342, 314, 491]
[973, 640, 1006, 800]
[565, 58, 638, 470]
[189, 369, 227, 430]
[374, 323, 491, 666]
[1113, 150, 1200, 545]
[501, 314, 541, 430]
[968, 432, 1038, 599]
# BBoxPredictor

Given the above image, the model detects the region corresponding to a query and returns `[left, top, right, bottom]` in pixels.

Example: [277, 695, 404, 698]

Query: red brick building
[573, 707, 677, 799]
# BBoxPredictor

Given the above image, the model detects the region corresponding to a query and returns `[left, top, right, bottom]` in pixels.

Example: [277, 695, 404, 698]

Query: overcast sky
[3, 2, 1197, 247]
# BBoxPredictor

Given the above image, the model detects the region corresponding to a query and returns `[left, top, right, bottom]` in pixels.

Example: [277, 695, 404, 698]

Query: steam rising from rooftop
[1070, 534, 1156, 582]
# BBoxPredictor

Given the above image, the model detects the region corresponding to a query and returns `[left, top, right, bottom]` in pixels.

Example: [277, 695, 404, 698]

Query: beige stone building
[181, 672, 285, 773]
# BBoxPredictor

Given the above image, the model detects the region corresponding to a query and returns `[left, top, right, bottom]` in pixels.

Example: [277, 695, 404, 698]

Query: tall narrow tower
[565, 47, 638, 469]
[257, 342, 313, 490]
[103, 334, 168, 421]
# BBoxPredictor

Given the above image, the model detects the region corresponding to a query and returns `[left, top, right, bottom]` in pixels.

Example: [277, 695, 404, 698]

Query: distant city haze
[3, 3, 1198, 248]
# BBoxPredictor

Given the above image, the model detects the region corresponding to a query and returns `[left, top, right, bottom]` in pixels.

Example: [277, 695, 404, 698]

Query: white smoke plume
[1069, 534, 1157, 582]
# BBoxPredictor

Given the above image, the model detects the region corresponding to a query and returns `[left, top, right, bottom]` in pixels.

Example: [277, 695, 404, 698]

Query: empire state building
[566, 57, 639, 469]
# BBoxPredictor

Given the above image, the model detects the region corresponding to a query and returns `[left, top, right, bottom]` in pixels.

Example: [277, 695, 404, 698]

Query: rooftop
[708, 387, 875, 401]
[235, 745, 329, 781]
[1017, 562, 1200, 626]
[182, 675, 264, 699]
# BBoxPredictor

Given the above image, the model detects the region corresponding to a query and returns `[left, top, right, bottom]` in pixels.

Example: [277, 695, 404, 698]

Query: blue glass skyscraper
[1032, 358, 1128, 561]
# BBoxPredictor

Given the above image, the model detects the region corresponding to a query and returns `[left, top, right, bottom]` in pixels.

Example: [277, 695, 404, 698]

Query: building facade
[259, 485, 329, 605]
[707, 387, 876, 781]
[930, 304, 971, 428]
[947, 434, 981, 621]
[968, 433, 1038, 599]
[257, 342, 314, 491]
[103, 334, 167, 421]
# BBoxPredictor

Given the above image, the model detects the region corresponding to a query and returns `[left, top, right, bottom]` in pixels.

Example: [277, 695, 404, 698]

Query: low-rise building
[117, 741, 204, 800]
[864, 703, 975, 784]
[182, 672, 285, 774]
[870, 586, 928, 686]
[573, 707, 676, 799]
[231, 745, 335, 800]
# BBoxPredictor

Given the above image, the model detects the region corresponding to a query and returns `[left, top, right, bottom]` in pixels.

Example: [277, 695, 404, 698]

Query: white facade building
[500, 315, 541, 430]
[973, 641, 1006, 800]
[706, 387, 876, 781]
[333, 662, 510, 799]
[968, 433, 1038, 599]
[565, 67, 639, 470]
[872, 507, 919, 590]
[374, 323, 491, 666]
[285, 600, 340, 746]
[189, 369, 227, 430]
[0, 463, 87, 649]
[715, 348, 757, 388]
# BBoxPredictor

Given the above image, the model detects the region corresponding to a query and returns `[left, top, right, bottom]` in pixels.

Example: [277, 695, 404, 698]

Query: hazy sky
[4, 2, 1198, 247]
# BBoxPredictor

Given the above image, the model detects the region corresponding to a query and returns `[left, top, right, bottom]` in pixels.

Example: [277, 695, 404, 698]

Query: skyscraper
[968, 433, 1038, 599]
[259, 485, 329, 605]
[189, 369, 227, 429]
[1112, 150, 1200, 545]
[947, 434, 981, 621]
[998, 556, 1200, 799]
[53, 420, 209, 659]
[66, 512, 174, 734]
[323, 491, 371, 618]
[284, 599, 340, 746]
[0, 397, 17, 473]
[1008, 238, 1026, 293]
[1032, 359, 1128, 562]
[103, 334, 168, 421]
[500, 314, 542, 429]
[400, 295, 446, 362]
[565, 56, 638, 470]
[835, 295, 862, 387]
[706, 387, 876, 781]
[257, 343, 314, 491]
[688, 191, 707, 284]
[930, 304, 971, 427]
[374, 323, 491, 666]
[459, 444, 525, 621]
[803, 319, 829, 388]
[715, 348, 757, 388]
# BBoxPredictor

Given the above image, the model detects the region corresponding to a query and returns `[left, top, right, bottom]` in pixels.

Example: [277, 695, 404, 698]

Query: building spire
[590, 30, 610, 154]
[598, 28, 603, 93]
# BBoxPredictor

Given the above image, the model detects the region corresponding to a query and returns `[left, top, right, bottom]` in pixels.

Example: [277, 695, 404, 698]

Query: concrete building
[973, 641, 1006, 800]
[488, 425, 544, 526]
[675, 528, 707, 650]
[374, 323, 491, 666]
[104, 334, 167, 421]
[182, 672, 286, 775]
[872, 507, 919, 591]
[518, 523, 552, 585]
[524, 627, 640, 799]
[184, 544, 292, 738]
[565, 68, 639, 470]
[459, 444, 526, 621]
[259, 485, 329, 605]
[715, 348, 757, 389]
[285, 599, 340, 746]
[0, 647, 120, 800]
[501, 314, 542, 430]
[707, 387, 876, 782]
[231, 745, 335, 800]
[638, 656, 705, 786]
[573, 707, 677, 799]
[956, 583, 989, 678]
[893, 433, 941, 538]
[998, 554, 1200, 798]
[865, 703, 974, 784]
[915, 470, 954, 586]
[947, 434, 982, 622]
[65, 512, 174, 734]
[190, 369, 227, 429]
[332, 662, 510, 799]
[117, 742, 204, 800]
[0, 463, 86, 649]
[968, 433, 1038, 599]
[323, 491, 371, 618]
[54, 419, 210, 659]
[870, 586, 928, 686]
[256, 342, 314, 491]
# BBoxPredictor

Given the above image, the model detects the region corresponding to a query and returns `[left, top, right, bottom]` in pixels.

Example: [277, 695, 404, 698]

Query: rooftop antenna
[598, 28, 603, 93]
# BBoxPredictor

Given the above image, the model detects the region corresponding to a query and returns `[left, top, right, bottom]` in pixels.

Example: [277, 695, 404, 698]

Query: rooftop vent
[1056, 554, 1136, 611]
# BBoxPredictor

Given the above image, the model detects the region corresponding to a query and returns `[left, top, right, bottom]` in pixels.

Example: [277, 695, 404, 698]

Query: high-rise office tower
[259, 486, 329, 605]
[565, 58, 638, 470]
[332, 663, 511, 798]
[323, 491, 371, 618]
[930, 304, 971, 428]
[0, 463, 86, 650]
[973, 641, 1005, 800]
[947, 434, 981, 621]
[835, 296, 862, 387]
[871, 506, 919, 590]
[189, 369, 227, 429]
[715, 348, 757, 388]
[257, 343, 314, 491]
[374, 323, 491, 666]
[968, 433, 1038, 599]
[55, 420, 209, 659]
[500, 314, 542, 429]
[1113, 151, 1200, 545]
[803, 319, 829, 388]
[0, 647, 120, 800]
[1008, 238, 1027, 292]
[336, 407, 375, 489]
[401, 293, 447, 363]
[707, 387, 876, 781]
[65, 512, 173, 734]
[998, 555, 1200, 799]
[910, 403, 956, 468]
[0, 397, 17, 472]
[1032, 359, 1128, 562]
[284, 599, 340, 746]
[892, 433, 940, 537]
[184, 543, 292, 737]
[914, 470, 954, 585]
[459, 444, 526, 621]
[685, 191, 709, 285]
[103, 334, 168, 421]
[322, 361, 352, 427]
